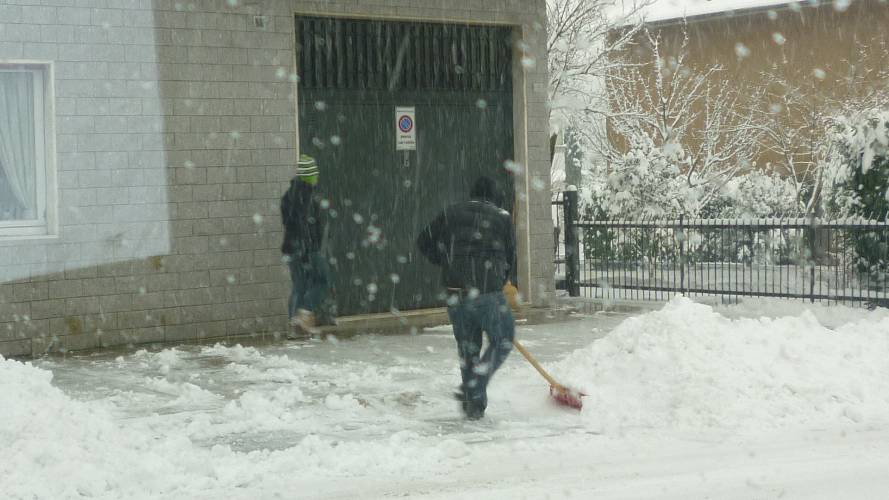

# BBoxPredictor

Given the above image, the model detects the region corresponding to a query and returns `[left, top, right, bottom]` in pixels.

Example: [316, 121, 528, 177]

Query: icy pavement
[34, 313, 627, 450]
[3, 299, 889, 499]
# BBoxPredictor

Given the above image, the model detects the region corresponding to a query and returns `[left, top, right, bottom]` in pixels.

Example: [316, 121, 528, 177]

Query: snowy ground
[3, 298, 889, 499]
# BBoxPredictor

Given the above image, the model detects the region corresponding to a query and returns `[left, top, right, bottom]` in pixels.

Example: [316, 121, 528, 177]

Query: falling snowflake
[833, 0, 851, 12]
[366, 224, 382, 243]
[504, 160, 523, 175]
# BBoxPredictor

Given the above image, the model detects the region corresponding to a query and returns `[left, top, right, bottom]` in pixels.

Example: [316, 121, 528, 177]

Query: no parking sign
[396, 106, 416, 151]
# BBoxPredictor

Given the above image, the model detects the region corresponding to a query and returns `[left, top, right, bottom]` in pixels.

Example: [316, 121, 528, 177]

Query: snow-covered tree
[546, 0, 651, 129]
[582, 28, 764, 218]
[752, 74, 824, 216]
[822, 107, 889, 220]
[817, 106, 889, 281]
[754, 39, 889, 217]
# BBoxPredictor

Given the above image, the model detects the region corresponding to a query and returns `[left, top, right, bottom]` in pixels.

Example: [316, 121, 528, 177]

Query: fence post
[679, 213, 686, 294]
[808, 215, 816, 303]
[564, 189, 581, 297]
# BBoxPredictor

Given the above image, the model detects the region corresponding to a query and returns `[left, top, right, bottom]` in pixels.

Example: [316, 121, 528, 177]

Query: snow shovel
[512, 340, 584, 410]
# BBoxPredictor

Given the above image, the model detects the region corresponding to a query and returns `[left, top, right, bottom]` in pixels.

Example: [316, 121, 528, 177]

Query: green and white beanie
[296, 154, 319, 177]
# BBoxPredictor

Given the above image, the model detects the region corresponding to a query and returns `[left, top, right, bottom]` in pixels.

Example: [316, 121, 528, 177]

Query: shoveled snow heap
[0, 354, 469, 499]
[556, 296, 889, 433]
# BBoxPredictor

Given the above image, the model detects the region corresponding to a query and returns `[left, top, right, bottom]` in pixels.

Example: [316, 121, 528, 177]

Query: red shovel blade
[550, 385, 584, 410]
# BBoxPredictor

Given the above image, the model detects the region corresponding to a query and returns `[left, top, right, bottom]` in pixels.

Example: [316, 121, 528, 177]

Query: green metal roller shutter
[296, 16, 515, 316]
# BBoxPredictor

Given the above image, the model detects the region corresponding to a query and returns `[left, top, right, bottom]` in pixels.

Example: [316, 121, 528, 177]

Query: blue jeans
[287, 251, 330, 318]
[447, 292, 515, 412]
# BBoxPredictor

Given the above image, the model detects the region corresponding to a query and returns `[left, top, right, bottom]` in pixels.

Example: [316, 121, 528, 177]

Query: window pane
[0, 71, 38, 222]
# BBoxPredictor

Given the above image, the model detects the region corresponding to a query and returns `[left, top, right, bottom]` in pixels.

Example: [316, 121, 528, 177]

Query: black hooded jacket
[280, 179, 324, 255]
[416, 181, 516, 294]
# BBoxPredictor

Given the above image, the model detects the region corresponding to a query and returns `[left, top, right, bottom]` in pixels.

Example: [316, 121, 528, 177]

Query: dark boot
[461, 386, 486, 420]
[464, 399, 485, 420]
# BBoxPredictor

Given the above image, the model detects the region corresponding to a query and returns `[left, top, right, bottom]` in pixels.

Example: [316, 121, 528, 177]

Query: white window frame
[0, 61, 57, 239]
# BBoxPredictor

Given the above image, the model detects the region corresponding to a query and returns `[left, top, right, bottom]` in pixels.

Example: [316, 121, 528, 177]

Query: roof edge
[636, 0, 827, 28]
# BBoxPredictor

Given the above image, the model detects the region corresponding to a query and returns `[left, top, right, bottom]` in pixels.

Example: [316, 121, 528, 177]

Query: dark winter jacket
[416, 197, 516, 295]
[280, 179, 324, 255]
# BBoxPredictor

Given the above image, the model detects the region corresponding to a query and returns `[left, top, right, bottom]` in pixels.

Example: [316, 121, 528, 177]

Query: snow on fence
[553, 195, 889, 306]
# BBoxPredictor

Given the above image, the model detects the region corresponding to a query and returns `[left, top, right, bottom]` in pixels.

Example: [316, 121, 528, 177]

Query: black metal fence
[553, 193, 889, 307]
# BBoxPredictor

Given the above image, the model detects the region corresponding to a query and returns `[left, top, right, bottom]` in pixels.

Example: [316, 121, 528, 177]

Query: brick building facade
[0, 0, 552, 357]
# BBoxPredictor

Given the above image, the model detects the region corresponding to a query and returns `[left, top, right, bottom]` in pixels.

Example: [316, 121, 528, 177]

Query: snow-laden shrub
[708, 170, 799, 219]
[823, 107, 889, 220]
[582, 141, 699, 220]
[821, 107, 889, 283]
[577, 143, 806, 265]
[681, 170, 803, 265]
[578, 142, 697, 264]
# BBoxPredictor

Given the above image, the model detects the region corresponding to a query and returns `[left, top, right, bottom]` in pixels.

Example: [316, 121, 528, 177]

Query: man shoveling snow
[416, 176, 516, 420]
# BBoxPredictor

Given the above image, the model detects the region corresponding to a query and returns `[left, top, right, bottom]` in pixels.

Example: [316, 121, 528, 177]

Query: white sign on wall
[395, 106, 416, 151]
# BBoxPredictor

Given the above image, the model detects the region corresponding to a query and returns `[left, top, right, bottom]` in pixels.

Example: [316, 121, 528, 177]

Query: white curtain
[0, 71, 37, 221]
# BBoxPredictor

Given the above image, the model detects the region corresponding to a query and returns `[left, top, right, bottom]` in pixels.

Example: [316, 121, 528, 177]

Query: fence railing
[553, 194, 889, 306]
[552, 190, 579, 296]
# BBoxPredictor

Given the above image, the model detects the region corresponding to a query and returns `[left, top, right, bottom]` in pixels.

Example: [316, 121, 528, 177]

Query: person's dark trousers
[287, 250, 330, 318]
[447, 291, 515, 417]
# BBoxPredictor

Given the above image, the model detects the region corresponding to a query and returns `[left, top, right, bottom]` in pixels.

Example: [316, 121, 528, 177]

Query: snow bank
[557, 297, 889, 433]
[0, 354, 188, 498]
[0, 353, 470, 499]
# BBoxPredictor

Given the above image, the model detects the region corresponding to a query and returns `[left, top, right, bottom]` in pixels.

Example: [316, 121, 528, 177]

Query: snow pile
[0, 353, 471, 499]
[0, 354, 191, 498]
[557, 297, 889, 433]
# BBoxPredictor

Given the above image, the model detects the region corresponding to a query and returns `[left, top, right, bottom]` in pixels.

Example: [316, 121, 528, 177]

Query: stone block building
[0, 0, 552, 357]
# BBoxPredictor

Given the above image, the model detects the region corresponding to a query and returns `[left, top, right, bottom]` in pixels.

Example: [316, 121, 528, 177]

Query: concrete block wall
[0, 0, 552, 357]
[2, 0, 176, 356]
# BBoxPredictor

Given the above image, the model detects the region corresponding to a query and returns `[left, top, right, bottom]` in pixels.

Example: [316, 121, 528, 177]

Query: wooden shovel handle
[512, 339, 563, 389]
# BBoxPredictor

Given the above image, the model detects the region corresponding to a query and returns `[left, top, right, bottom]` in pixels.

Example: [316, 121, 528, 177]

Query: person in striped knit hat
[280, 154, 329, 337]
